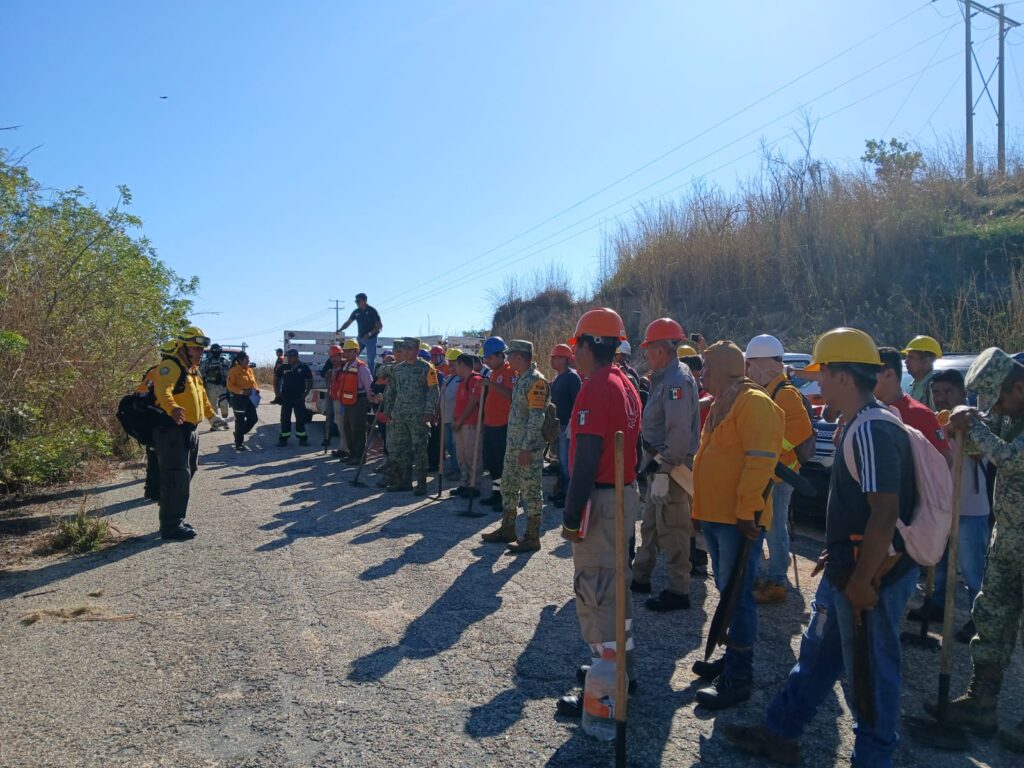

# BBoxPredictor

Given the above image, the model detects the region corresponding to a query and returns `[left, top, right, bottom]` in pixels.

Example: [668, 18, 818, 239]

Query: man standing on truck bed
[339, 292, 383, 374]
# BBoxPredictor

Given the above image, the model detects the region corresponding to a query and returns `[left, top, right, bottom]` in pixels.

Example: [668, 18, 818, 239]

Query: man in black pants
[278, 349, 313, 446]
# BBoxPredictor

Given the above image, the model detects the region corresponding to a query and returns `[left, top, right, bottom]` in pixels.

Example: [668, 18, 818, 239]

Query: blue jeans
[443, 423, 459, 474]
[765, 567, 918, 768]
[701, 521, 761, 680]
[359, 336, 378, 374]
[761, 482, 794, 585]
[932, 515, 990, 609]
[558, 426, 571, 488]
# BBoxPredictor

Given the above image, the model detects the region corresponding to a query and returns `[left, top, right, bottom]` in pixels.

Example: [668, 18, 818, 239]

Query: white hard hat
[617, 341, 631, 356]
[745, 334, 785, 359]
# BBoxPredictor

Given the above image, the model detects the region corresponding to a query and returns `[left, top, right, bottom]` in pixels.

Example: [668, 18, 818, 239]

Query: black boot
[160, 522, 197, 541]
[692, 657, 725, 682]
[645, 590, 690, 612]
[277, 436, 289, 447]
[696, 675, 752, 710]
[629, 579, 652, 594]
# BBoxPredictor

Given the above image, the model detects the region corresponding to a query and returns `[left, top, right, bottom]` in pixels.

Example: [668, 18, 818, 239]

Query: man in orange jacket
[691, 341, 784, 709]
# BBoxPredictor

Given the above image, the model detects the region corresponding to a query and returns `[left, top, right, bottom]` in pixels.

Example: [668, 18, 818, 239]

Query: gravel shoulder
[0, 398, 1020, 767]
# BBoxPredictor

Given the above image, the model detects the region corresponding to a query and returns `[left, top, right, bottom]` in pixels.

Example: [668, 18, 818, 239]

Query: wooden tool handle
[940, 438, 966, 673]
[613, 431, 627, 724]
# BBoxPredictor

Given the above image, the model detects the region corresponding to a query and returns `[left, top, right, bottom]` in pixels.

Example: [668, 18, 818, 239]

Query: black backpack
[116, 359, 188, 445]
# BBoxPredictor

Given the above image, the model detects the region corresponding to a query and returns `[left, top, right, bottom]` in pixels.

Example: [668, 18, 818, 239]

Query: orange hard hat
[641, 318, 686, 348]
[550, 343, 575, 359]
[570, 307, 627, 343]
[328, 344, 343, 356]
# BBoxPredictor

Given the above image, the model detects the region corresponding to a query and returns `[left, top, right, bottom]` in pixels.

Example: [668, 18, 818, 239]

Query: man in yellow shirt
[692, 341, 784, 710]
[744, 334, 814, 605]
[151, 326, 226, 540]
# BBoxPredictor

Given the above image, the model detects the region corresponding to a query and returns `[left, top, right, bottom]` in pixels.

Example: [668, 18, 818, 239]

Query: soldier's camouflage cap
[405, 337, 422, 350]
[966, 346, 1021, 400]
[391, 338, 407, 350]
[507, 339, 534, 355]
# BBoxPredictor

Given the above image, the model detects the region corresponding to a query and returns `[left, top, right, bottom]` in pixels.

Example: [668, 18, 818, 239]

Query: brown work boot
[507, 516, 541, 554]
[753, 582, 787, 605]
[482, 510, 517, 543]
[999, 719, 1024, 753]
[723, 724, 800, 766]
[924, 663, 1002, 736]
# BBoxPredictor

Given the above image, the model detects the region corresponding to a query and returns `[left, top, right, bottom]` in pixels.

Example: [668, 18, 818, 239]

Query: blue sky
[4, 1, 1024, 360]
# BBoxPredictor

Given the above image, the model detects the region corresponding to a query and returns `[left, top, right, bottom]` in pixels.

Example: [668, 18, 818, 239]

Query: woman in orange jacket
[228, 352, 260, 450]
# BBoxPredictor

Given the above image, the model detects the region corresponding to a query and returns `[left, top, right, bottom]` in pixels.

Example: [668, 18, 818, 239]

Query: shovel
[613, 431, 628, 768]
[349, 414, 377, 488]
[904, 439, 971, 750]
[435, 389, 445, 500]
[459, 392, 487, 517]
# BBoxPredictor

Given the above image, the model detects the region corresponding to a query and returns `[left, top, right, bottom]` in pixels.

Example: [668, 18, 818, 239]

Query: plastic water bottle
[581, 647, 619, 741]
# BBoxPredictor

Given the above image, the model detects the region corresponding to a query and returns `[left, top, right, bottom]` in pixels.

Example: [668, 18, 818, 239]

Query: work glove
[211, 416, 229, 430]
[650, 473, 670, 505]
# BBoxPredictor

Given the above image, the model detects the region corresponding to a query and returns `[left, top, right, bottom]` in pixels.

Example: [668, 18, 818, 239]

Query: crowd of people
[126, 303, 1024, 764]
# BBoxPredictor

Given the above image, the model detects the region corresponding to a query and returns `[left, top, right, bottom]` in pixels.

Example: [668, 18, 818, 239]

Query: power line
[217, 308, 333, 342]
[381, 25, 971, 314]
[882, 22, 958, 136]
[383, 41, 998, 314]
[377, 1, 937, 310]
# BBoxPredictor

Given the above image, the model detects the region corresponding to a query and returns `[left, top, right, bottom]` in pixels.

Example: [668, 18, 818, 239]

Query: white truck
[282, 329, 345, 417]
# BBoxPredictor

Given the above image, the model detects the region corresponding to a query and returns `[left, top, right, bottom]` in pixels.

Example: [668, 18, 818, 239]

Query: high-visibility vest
[334, 360, 366, 406]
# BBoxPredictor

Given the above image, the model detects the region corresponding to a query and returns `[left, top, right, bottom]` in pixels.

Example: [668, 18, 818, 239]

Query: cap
[392, 338, 406, 350]
[286, 349, 299, 358]
[508, 339, 534, 355]
[702, 340, 745, 378]
[405, 337, 422, 350]
[966, 347, 1020, 401]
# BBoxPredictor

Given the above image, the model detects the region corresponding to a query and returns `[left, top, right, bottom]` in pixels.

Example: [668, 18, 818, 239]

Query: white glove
[211, 416, 229, 430]
[650, 473, 670, 505]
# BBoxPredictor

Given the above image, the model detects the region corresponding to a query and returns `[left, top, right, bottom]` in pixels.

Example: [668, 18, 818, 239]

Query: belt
[594, 482, 616, 489]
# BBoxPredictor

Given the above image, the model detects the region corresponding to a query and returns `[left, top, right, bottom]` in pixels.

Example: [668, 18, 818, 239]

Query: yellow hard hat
[677, 344, 699, 358]
[177, 325, 210, 348]
[803, 327, 882, 372]
[342, 339, 360, 351]
[902, 335, 943, 358]
[159, 340, 179, 356]
[420, 342, 431, 351]
[445, 348, 462, 361]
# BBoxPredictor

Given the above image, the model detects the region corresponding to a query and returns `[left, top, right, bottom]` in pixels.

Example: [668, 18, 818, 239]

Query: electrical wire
[915, 67, 964, 139]
[882, 22, 958, 136]
[383, 37, 999, 314]
[217, 308, 334, 341]
[376, 1, 937, 309]
[380, 24, 972, 314]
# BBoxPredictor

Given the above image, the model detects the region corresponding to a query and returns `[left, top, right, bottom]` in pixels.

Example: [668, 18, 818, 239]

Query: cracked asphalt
[1, 397, 1020, 767]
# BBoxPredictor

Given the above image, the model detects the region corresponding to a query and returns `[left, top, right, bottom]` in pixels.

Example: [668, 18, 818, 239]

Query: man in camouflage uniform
[379, 336, 439, 495]
[482, 339, 550, 553]
[932, 347, 1024, 753]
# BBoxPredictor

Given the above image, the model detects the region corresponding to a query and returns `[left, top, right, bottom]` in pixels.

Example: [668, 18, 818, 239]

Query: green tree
[861, 138, 923, 183]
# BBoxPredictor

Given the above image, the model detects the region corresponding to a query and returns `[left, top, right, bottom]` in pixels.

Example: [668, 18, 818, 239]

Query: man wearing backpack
[481, 340, 549, 554]
[725, 327, 919, 767]
[935, 348, 1024, 753]
[875, 347, 951, 459]
[199, 343, 231, 427]
[151, 326, 228, 540]
[744, 334, 814, 605]
[631, 318, 700, 612]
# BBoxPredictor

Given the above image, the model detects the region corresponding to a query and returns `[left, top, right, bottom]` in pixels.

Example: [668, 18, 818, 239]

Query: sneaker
[449, 487, 467, 498]
[630, 579, 652, 594]
[723, 724, 801, 766]
[645, 590, 691, 612]
[160, 524, 197, 541]
[753, 582, 787, 605]
[556, 693, 583, 718]
[692, 657, 725, 682]
[234, 444, 250, 452]
[696, 675, 752, 710]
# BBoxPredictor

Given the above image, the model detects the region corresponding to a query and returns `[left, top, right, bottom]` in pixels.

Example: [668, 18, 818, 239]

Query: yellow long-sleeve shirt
[152, 356, 214, 425]
[227, 363, 258, 395]
[766, 373, 814, 476]
[692, 385, 785, 529]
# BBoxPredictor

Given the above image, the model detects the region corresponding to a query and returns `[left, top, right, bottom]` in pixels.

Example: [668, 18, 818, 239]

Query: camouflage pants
[501, 447, 544, 519]
[388, 415, 429, 485]
[970, 520, 1023, 668]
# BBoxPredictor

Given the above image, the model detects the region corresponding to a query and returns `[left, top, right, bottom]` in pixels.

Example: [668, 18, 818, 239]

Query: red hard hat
[328, 344, 343, 356]
[550, 343, 575, 359]
[641, 318, 686, 348]
[570, 307, 627, 343]
[430, 345, 444, 356]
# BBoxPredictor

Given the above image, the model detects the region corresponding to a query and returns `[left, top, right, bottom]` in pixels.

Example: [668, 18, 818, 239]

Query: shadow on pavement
[348, 546, 531, 683]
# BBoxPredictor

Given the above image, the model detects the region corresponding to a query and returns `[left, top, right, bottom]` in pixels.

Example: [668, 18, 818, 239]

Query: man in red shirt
[556, 308, 642, 719]
[480, 336, 516, 509]
[451, 354, 483, 498]
[875, 347, 952, 461]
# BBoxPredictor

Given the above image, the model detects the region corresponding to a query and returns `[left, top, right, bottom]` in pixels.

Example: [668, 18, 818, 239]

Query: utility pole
[960, 1, 1019, 176]
[330, 299, 343, 331]
[965, 0, 974, 176]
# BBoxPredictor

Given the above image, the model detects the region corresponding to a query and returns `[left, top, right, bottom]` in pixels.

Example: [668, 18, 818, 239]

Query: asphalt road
[0, 398, 1020, 767]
